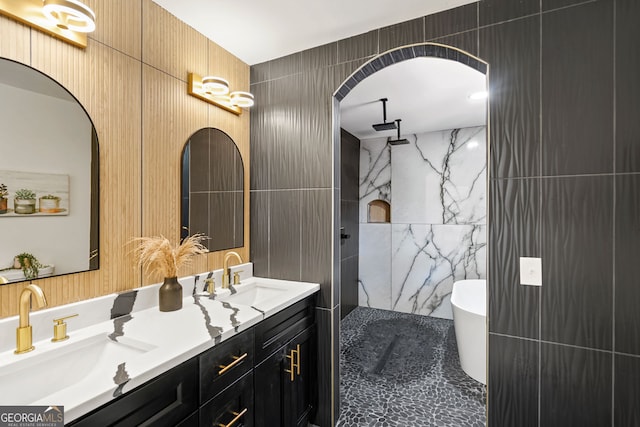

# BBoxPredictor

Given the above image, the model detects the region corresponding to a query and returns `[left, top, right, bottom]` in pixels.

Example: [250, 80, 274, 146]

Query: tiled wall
[358, 127, 486, 319]
[340, 129, 360, 320]
[250, 0, 640, 425]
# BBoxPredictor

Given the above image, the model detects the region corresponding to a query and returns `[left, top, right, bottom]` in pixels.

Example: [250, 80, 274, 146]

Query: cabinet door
[68, 358, 198, 427]
[254, 326, 315, 427]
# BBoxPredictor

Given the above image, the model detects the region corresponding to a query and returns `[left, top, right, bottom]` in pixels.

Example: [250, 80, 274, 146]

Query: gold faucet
[0, 276, 7, 284]
[15, 284, 47, 354]
[222, 251, 243, 289]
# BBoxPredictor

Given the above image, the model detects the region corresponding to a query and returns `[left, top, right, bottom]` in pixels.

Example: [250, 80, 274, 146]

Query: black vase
[159, 276, 182, 312]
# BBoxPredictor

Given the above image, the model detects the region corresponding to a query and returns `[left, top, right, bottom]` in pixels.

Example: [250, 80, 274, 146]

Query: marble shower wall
[359, 126, 486, 319]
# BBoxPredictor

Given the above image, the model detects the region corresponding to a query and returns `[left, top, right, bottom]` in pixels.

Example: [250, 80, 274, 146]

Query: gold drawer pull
[284, 344, 300, 382]
[218, 353, 248, 375]
[217, 408, 247, 427]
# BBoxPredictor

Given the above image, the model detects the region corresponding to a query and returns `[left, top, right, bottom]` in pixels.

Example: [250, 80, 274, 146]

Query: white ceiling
[151, 0, 476, 65]
[340, 57, 487, 140]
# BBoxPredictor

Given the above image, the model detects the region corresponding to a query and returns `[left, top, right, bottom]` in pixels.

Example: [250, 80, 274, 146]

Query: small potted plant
[14, 188, 36, 214]
[0, 183, 7, 214]
[13, 252, 43, 280]
[130, 234, 208, 312]
[39, 194, 61, 213]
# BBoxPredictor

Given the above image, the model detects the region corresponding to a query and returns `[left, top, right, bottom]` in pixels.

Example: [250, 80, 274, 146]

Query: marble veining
[359, 139, 391, 223]
[359, 126, 486, 319]
[112, 363, 130, 397]
[191, 288, 224, 343]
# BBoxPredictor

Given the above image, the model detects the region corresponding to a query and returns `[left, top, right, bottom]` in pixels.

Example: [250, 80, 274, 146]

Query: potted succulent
[14, 188, 37, 214]
[0, 183, 7, 214]
[130, 234, 208, 312]
[39, 194, 61, 213]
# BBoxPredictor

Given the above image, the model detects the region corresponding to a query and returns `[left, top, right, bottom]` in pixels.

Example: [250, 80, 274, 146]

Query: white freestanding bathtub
[451, 279, 486, 384]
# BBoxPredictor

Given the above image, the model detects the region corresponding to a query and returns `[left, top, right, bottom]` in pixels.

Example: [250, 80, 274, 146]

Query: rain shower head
[388, 119, 409, 145]
[372, 98, 397, 131]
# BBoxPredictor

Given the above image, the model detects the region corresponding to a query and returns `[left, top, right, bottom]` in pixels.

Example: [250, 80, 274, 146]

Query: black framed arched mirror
[0, 58, 99, 284]
[181, 127, 244, 251]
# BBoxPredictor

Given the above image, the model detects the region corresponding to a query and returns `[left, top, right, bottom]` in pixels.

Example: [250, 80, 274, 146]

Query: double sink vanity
[0, 263, 319, 426]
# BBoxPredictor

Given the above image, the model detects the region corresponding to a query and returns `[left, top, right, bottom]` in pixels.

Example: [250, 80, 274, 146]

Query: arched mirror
[181, 128, 244, 251]
[0, 58, 99, 284]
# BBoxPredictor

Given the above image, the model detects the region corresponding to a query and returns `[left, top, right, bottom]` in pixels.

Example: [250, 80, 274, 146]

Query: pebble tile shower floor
[337, 307, 486, 427]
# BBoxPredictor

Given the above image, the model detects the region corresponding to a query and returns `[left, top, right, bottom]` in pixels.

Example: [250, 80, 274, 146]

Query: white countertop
[0, 268, 319, 423]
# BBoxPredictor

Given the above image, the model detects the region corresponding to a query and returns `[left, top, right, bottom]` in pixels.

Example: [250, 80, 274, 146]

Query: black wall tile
[269, 52, 301, 79]
[425, 3, 478, 40]
[615, 354, 640, 426]
[488, 334, 538, 427]
[300, 69, 333, 188]
[431, 29, 478, 57]
[250, 191, 269, 276]
[301, 189, 333, 308]
[209, 192, 234, 251]
[340, 129, 360, 201]
[233, 191, 243, 248]
[188, 130, 209, 191]
[250, 82, 271, 190]
[250, 61, 270, 84]
[269, 190, 301, 280]
[615, 0, 640, 173]
[189, 192, 209, 241]
[340, 200, 359, 260]
[209, 130, 236, 191]
[301, 42, 338, 72]
[489, 179, 540, 339]
[337, 30, 379, 63]
[541, 176, 613, 350]
[615, 174, 640, 355]
[540, 342, 611, 426]
[480, 0, 539, 26]
[340, 256, 358, 319]
[379, 17, 425, 53]
[270, 76, 303, 189]
[480, 16, 540, 179]
[541, 0, 614, 176]
[542, 0, 595, 12]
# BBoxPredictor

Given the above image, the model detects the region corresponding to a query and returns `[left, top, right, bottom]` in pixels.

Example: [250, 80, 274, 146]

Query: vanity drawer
[200, 371, 253, 427]
[254, 296, 315, 363]
[199, 327, 254, 404]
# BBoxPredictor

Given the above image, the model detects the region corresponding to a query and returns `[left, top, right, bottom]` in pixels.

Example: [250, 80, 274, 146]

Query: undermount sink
[217, 278, 290, 308]
[0, 332, 156, 404]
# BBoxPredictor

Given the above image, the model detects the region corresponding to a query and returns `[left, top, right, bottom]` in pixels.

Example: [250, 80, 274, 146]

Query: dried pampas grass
[130, 234, 208, 278]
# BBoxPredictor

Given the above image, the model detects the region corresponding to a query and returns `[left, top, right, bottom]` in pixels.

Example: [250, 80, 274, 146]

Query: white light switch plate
[520, 257, 542, 286]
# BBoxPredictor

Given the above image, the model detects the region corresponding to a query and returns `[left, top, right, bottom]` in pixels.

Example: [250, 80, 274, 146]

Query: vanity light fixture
[0, 0, 95, 48]
[188, 72, 254, 115]
[42, 0, 96, 33]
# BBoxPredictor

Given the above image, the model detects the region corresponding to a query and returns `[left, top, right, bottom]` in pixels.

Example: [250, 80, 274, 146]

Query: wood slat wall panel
[141, 0, 208, 82]
[86, 0, 142, 60]
[0, 1, 249, 317]
[141, 65, 208, 284]
[0, 15, 30, 62]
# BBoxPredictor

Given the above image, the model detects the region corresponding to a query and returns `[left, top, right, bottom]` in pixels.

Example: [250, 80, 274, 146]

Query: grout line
[611, 1, 617, 422]
[538, 2, 543, 424]
[490, 332, 616, 355]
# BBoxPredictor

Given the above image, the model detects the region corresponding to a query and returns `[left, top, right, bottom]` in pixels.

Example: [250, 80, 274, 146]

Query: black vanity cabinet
[66, 295, 316, 427]
[254, 298, 316, 427]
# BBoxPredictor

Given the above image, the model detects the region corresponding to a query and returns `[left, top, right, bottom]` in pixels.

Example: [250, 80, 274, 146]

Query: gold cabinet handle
[218, 353, 248, 375]
[217, 408, 247, 427]
[284, 344, 300, 382]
